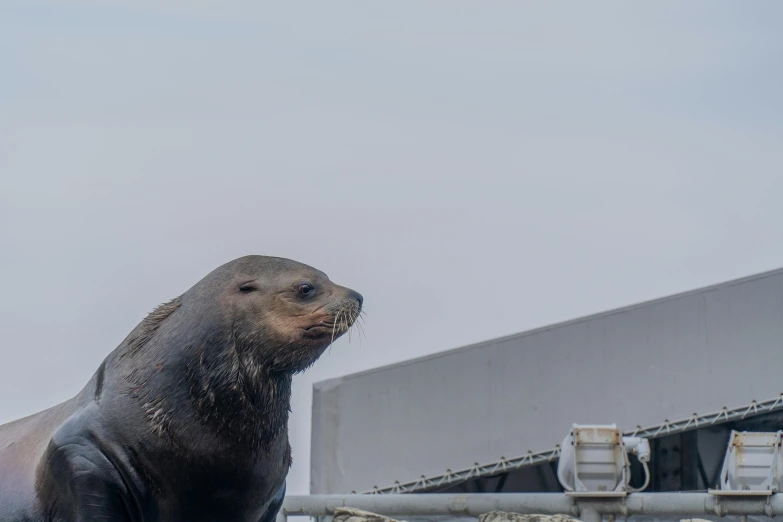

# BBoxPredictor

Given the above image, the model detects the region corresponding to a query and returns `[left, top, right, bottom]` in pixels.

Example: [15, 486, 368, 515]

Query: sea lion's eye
[297, 283, 314, 296]
[239, 283, 256, 293]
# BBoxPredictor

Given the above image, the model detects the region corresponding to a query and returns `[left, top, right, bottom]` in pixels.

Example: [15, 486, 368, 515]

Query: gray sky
[1, 0, 782, 495]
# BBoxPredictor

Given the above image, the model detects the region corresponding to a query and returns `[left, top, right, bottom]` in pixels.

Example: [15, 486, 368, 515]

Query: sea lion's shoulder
[36, 405, 138, 520]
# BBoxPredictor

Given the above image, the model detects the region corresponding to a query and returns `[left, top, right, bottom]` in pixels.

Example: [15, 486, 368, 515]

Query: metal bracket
[566, 491, 628, 498]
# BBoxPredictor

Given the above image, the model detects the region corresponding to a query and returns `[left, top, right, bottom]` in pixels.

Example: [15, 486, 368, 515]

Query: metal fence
[280, 493, 783, 522]
[363, 394, 783, 495]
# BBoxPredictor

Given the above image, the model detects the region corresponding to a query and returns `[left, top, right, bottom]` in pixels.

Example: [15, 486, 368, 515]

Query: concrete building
[310, 267, 783, 498]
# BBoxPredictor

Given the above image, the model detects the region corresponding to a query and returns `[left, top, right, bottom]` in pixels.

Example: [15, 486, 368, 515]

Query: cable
[627, 460, 651, 493]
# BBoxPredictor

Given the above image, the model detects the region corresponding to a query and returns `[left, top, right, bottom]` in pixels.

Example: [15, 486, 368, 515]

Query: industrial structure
[304, 266, 783, 520]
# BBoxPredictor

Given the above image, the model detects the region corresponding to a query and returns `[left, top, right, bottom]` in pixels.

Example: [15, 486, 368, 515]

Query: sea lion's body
[0, 363, 288, 521]
[0, 255, 362, 522]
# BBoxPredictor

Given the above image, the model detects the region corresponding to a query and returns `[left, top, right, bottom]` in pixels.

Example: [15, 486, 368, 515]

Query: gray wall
[311, 269, 783, 494]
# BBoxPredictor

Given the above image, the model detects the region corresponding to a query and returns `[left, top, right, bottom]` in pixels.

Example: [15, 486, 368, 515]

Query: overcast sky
[2, 0, 783, 495]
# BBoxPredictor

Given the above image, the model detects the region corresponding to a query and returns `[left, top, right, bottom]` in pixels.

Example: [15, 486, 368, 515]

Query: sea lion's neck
[192, 360, 293, 448]
[113, 296, 296, 450]
[119, 342, 293, 451]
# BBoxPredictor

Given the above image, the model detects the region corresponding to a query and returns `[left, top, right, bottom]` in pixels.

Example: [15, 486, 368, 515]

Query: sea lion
[0, 255, 363, 522]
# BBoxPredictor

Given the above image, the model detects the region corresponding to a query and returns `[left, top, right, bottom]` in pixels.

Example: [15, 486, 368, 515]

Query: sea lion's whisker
[352, 317, 366, 343]
[345, 307, 352, 342]
[350, 308, 359, 340]
[330, 309, 341, 347]
[357, 318, 367, 340]
[349, 307, 364, 344]
[340, 308, 349, 343]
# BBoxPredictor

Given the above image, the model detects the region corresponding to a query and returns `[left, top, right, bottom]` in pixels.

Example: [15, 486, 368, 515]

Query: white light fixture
[556, 424, 650, 497]
[710, 430, 783, 497]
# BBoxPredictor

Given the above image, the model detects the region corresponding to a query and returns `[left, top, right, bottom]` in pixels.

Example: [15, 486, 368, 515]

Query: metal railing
[281, 493, 783, 522]
[364, 394, 783, 494]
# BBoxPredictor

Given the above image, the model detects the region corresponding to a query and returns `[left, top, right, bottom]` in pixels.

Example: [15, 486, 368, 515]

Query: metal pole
[282, 493, 783, 518]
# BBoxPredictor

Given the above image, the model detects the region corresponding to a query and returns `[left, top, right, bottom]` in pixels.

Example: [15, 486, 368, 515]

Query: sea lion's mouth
[303, 309, 362, 340]
[304, 323, 333, 331]
[302, 323, 342, 338]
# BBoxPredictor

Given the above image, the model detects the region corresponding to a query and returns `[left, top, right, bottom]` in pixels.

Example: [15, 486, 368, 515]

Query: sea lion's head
[123, 255, 363, 379]
[119, 255, 362, 444]
[218, 255, 363, 374]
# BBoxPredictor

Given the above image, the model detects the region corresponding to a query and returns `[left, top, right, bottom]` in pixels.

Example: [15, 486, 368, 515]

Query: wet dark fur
[123, 297, 182, 358]
[0, 255, 362, 522]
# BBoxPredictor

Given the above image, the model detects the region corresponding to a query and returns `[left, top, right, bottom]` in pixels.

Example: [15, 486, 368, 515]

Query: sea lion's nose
[346, 289, 363, 310]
